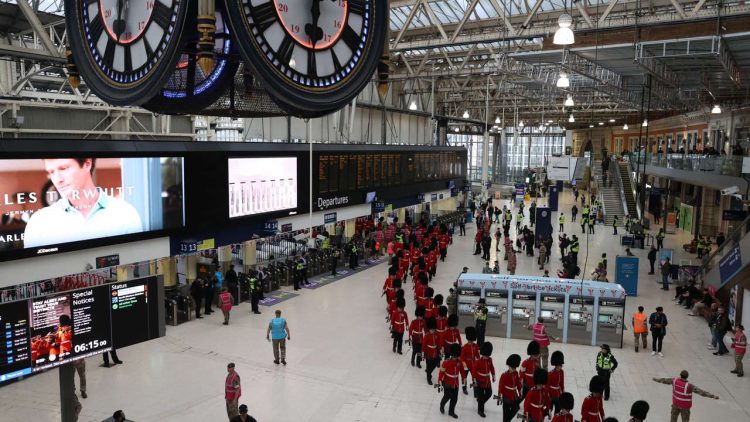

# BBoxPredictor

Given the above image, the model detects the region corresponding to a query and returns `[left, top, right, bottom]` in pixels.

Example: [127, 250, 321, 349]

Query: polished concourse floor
[2, 192, 750, 422]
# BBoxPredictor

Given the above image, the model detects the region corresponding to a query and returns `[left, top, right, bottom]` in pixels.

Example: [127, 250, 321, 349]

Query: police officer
[331, 247, 341, 276]
[595, 344, 618, 401]
[580, 215, 587, 233]
[612, 215, 619, 235]
[656, 228, 665, 250]
[474, 298, 488, 346]
[349, 242, 358, 269]
[300, 253, 309, 285]
[559, 212, 565, 232]
[570, 235, 580, 264]
[249, 275, 261, 314]
[294, 258, 304, 291]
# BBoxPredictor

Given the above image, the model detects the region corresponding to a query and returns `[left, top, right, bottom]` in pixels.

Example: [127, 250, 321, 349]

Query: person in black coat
[204, 276, 215, 315]
[647, 246, 657, 275]
[190, 278, 204, 319]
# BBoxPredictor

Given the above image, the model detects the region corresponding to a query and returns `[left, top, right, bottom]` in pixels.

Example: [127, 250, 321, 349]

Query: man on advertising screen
[23, 158, 142, 248]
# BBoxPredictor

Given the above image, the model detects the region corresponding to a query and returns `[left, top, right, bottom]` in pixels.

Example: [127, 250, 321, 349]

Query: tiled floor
[1, 191, 749, 421]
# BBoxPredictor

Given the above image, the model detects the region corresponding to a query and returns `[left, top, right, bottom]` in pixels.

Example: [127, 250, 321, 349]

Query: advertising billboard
[0, 157, 184, 258]
[228, 157, 298, 218]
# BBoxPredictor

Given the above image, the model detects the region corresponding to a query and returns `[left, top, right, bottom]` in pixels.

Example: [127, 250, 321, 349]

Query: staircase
[618, 162, 638, 218]
[592, 160, 625, 225]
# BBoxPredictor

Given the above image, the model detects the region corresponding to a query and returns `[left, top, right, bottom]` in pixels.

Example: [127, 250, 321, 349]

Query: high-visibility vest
[532, 323, 550, 347]
[321, 238, 330, 249]
[735, 331, 747, 354]
[296, 262, 304, 270]
[596, 353, 614, 370]
[559, 215, 565, 224]
[632, 313, 648, 333]
[225, 372, 241, 400]
[219, 292, 233, 311]
[672, 377, 693, 409]
[570, 241, 580, 252]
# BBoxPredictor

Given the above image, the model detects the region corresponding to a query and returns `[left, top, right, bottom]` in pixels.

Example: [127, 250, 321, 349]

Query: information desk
[457, 274, 626, 348]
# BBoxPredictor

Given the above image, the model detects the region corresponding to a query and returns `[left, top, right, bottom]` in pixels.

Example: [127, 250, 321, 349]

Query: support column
[59, 364, 79, 422]
[481, 129, 490, 191]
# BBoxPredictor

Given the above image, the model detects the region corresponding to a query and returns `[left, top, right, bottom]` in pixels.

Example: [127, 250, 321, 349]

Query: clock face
[226, 0, 386, 115]
[65, 0, 191, 105]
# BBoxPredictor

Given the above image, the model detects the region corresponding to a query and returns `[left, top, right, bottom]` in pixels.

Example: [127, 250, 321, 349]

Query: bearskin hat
[506, 354, 522, 368]
[480, 342, 493, 357]
[550, 350, 565, 366]
[527, 340, 540, 356]
[465, 326, 477, 341]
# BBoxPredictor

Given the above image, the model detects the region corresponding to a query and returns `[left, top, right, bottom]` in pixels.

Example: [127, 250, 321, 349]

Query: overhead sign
[547, 156, 577, 181]
[743, 157, 750, 174]
[280, 223, 293, 233]
[314, 193, 357, 211]
[324, 212, 337, 224]
[722, 210, 748, 221]
[719, 245, 742, 286]
[373, 201, 386, 212]
[264, 220, 279, 234]
[95, 254, 120, 269]
[431, 193, 438, 201]
[417, 193, 425, 203]
[196, 239, 215, 251]
[179, 240, 198, 254]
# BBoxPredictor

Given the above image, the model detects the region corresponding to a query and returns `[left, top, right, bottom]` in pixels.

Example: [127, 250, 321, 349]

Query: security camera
[721, 186, 740, 196]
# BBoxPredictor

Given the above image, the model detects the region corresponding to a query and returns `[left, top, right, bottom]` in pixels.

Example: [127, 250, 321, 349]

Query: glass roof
[5, 0, 64, 15]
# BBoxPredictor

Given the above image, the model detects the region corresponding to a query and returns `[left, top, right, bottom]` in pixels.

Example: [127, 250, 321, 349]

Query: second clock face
[242, 0, 370, 88]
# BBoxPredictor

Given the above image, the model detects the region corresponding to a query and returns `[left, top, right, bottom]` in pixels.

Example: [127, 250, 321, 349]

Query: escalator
[618, 162, 638, 218]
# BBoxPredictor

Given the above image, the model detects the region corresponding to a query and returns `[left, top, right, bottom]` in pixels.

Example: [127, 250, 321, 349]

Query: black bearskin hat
[433, 294, 444, 306]
[396, 297, 406, 308]
[550, 350, 565, 366]
[447, 314, 459, 327]
[426, 317, 437, 330]
[630, 400, 650, 420]
[438, 306, 448, 317]
[450, 343, 461, 358]
[480, 342, 493, 357]
[558, 392, 574, 411]
[533, 368, 548, 386]
[425, 287, 434, 298]
[395, 289, 405, 298]
[418, 273, 429, 285]
[415, 306, 425, 317]
[465, 326, 477, 341]
[527, 340, 540, 356]
[589, 375, 605, 394]
[392, 278, 402, 288]
[388, 266, 397, 275]
[506, 354, 522, 368]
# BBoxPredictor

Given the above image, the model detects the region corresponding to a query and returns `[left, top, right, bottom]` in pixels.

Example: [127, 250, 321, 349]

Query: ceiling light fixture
[598, 122, 604, 126]
[589, 124, 594, 128]
[568, 114, 575, 123]
[519, 120, 525, 127]
[409, 101, 417, 110]
[556, 72, 570, 88]
[609, 118, 615, 123]
[712, 104, 722, 114]
[462, 110, 469, 118]
[642, 119, 648, 127]
[454, 127, 459, 132]
[495, 116, 501, 124]
[564, 94, 574, 107]
[553, 13, 575, 45]
[623, 123, 629, 130]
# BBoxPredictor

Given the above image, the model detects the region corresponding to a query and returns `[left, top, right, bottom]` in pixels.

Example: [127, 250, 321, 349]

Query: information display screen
[228, 157, 298, 218]
[0, 157, 184, 256]
[0, 276, 160, 386]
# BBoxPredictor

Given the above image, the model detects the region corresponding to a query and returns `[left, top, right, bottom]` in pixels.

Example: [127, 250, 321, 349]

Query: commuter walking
[72, 358, 87, 398]
[225, 362, 241, 420]
[649, 306, 668, 357]
[661, 257, 671, 290]
[230, 404, 258, 422]
[731, 324, 746, 376]
[656, 229, 665, 250]
[652, 370, 719, 422]
[632, 306, 648, 352]
[612, 216, 619, 235]
[218, 287, 233, 325]
[190, 278, 204, 319]
[266, 310, 291, 365]
[647, 246, 657, 275]
[204, 275, 216, 315]
[595, 344, 618, 401]
[571, 205, 578, 222]
[713, 306, 731, 356]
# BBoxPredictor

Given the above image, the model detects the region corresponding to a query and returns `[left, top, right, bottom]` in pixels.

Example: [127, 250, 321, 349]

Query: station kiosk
[456, 274, 627, 347]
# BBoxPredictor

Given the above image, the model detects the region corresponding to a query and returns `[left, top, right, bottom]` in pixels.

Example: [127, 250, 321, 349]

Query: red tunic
[408, 319, 426, 344]
[435, 317, 448, 334]
[524, 387, 551, 422]
[440, 327, 462, 352]
[438, 359, 466, 388]
[424, 301, 437, 320]
[460, 342, 480, 373]
[546, 368, 565, 399]
[422, 331, 441, 359]
[580, 394, 605, 422]
[551, 412, 575, 422]
[410, 250, 421, 265]
[439, 235, 448, 250]
[498, 370, 522, 402]
[470, 356, 495, 388]
[382, 276, 393, 293]
[520, 357, 539, 387]
[390, 310, 408, 334]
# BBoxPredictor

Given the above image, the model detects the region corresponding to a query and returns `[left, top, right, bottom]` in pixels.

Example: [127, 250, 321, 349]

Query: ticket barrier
[510, 292, 536, 341]
[596, 298, 625, 348]
[457, 286, 482, 329]
[566, 297, 594, 345]
[484, 290, 507, 337]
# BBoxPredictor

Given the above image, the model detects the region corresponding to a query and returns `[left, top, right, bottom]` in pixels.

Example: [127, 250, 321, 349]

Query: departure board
[318, 155, 329, 193]
[0, 301, 31, 383]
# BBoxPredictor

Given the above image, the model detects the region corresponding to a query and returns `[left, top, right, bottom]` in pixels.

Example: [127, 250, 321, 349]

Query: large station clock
[224, 0, 388, 115]
[142, 6, 239, 114]
[65, 0, 193, 105]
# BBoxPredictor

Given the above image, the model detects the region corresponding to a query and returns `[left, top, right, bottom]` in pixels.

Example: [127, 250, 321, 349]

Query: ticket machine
[566, 297, 594, 345]
[510, 292, 536, 340]
[484, 289, 508, 337]
[539, 293, 565, 341]
[457, 286, 482, 329]
[596, 298, 625, 348]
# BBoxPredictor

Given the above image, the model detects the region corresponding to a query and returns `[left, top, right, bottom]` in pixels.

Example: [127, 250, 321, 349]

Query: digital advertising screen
[110, 278, 158, 349]
[228, 157, 298, 218]
[0, 157, 184, 258]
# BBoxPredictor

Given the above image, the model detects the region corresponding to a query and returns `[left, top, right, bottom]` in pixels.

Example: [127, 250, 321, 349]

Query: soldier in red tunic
[521, 341, 541, 399]
[461, 326, 480, 395]
[390, 298, 408, 354]
[419, 287, 434, 310]
[581, 375, 606, 422]
[441, 314, 463, 358]
[439, 232, 449, 261]
[382, 266, 397, 301]
[471, 342, 496, 418]
[415, 273, 429, 305]
[496, 354, 523, 422]
[435, 306, 448, 334]
[438, 343, 466, 418]
[422, 317, 441, 385]
[547, 351, 566, 414]
[408, 306, 426, 368]
[628, 400, 650, 422]
[426, 294, 442, 320]
[551, 392, 575, 422]
[524, 368, 551, 422]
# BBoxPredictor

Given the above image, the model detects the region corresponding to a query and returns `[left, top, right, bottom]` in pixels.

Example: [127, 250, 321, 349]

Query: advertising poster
[615, 256, 639, 296]
[228, 157, 298, 218]
[0, 157, 184, 255]
[728, 285, 738, 325]
[719, 245, 742, 286]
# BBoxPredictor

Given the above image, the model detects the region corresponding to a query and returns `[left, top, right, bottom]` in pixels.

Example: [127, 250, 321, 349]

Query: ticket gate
[457, 286, 482, 329]
[596, 298, 625, 348]
[484, 290, 508, 337]
[510, 292, 536, 340]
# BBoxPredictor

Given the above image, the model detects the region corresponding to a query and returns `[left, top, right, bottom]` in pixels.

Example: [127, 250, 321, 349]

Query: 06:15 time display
[74, 339, 108, 353]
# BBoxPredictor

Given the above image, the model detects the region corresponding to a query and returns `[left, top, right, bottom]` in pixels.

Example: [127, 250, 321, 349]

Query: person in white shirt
[23, 158, 142, 248]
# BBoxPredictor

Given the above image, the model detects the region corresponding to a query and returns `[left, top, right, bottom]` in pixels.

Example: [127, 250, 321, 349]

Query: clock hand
[310, 0, 321, 49]
[114, 0, 125, 41]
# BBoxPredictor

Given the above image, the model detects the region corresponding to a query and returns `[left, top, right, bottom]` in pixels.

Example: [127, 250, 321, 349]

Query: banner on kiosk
[0, 157, 184, 255]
